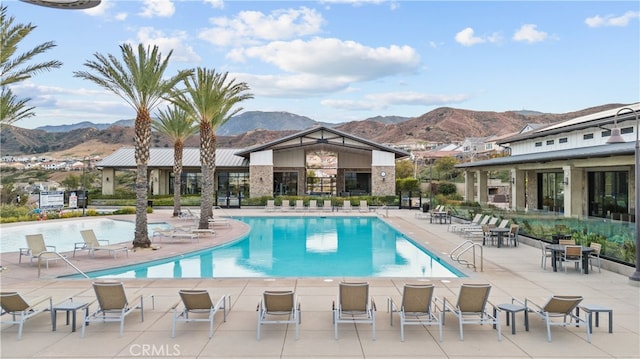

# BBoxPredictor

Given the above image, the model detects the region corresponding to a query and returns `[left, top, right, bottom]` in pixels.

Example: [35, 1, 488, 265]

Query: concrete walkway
[1, 208, 638, 358]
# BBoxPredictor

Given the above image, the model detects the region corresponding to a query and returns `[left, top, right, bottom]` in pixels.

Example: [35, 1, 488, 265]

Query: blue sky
[6, 0, 640, 129]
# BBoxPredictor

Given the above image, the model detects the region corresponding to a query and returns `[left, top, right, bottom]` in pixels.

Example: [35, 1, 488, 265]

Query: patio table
[546, 244, 594, 274]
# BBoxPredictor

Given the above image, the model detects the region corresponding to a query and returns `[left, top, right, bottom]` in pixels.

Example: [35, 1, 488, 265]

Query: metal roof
[235, 126, 410, 159]
[497, 103, 640, 145]
[456, 142, 634, 168]
[97, 148, 248, 169]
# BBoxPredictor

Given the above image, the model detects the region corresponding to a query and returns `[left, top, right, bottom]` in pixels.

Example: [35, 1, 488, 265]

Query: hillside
[0, 104, 624, 158]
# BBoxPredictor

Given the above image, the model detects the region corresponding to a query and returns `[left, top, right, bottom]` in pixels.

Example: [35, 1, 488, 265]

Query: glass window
[274, 172, 298, 196]
[344, 172, 371, 195]
[588, 171, 628, 218]
[546, 139, 554, 145]
[538, 172, 564, 212]
[535, 142, 542, 147]
[584, 133, 594, 140]
[559, 137, 568, 143]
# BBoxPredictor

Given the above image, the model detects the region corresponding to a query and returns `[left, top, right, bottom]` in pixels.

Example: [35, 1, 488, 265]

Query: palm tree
[152, 105, 198, 217]
[74, 43, 192, 248]
[171, 68, 252, 229]
[0, 4, 62, 126]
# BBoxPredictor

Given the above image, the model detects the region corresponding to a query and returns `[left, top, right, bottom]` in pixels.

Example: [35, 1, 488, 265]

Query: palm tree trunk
[133, 108, 151, 248]
[173, 141, 184, 217]
[199, 121, 214, 229]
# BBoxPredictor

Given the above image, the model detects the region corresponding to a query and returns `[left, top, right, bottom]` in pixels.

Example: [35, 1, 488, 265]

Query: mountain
[1, 104, 624, 158]
[36, 119, 134, 132]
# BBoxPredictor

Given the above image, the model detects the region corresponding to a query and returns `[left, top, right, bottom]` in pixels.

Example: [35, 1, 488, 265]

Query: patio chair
[358, 200, 369, 213]
[322, 200, 333, 212]
[0, 292, 52, 340]
[308, 199, 319, 211]
[588, 242, 602, 273]
[265, 199, 276, 212]
[81, 281, 144, 337]
[333, 282, 376, 340]
[440, 283, 501, 341]
[281, 199, 291, 211]
[540, 240, 552, 269]
[342, 200, 352, 212]
[507, 224, 520, 247]
[525, 295, 590, 343]
[257, 290, 300, 340]
[559, 239, 576, 245]
[294, 200, 305, 211]
[172, 289, 227, 338]
[20, 234, 65, 269]
[496, 219, 510, 228]
[388, 284, 442, 342]
[561, 245, 582, 273]
[75, 229, 129, 258]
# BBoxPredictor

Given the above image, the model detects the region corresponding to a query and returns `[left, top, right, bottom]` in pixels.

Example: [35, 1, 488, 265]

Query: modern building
[457, 103, 640, 220]
[97, 126, 409, 201]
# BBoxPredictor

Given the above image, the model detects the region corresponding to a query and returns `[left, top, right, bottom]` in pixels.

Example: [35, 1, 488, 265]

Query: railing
[38, 252, 89, 279]
[449, 240, 483, 272]
[376, 205, 389, 218]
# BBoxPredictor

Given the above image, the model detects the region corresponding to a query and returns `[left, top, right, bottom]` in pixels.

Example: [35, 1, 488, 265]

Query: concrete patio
[1, 208, 638, 358]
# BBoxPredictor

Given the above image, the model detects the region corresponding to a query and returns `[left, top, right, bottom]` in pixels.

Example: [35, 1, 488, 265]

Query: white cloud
[585, 11, 640, 28]
[513, 24, 548, 43]
[321, 91, 470, 111]
[199, 7, 325, 47]
[203, 0, 224, 10]
[232, 37, 420, 82]
[233, 72, 350, 97]
[115, 12, 128, 21]
[455, 28, 485, 46]
[83, 0, 112, 16]
[134, 27, 201, 63]
[139, 0, 175, 18]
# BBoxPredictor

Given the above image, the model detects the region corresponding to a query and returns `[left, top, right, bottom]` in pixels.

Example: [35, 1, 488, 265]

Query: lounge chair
[440, 283, 501, 341]
[74, 229, 129, 258]
[358, 200, 369, 213]
[388, 284, 442, 342]
[152, 226, 201, 242]
[172, 289, 227, 338]
[265, 200, 276, 212]
[448, 213, 483, 232]
[322, 200, 332, 212]
[333, 282, 376, 340]
[308, 199, 319, 211]
[524, 295, 590, 343]
[342, 200, 352, 212]
[81, 281, 144, 337]
[257, 290, 300, 340]
[281, 199, 291, 211]
[19, 234, 65, 269]
[208, 216, 230, 228]
[294, 200, 305, 211]
[0, 292, 52, 340]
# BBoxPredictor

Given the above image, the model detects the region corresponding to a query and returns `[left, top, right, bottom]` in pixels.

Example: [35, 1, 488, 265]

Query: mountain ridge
[1, 104, 623, 158]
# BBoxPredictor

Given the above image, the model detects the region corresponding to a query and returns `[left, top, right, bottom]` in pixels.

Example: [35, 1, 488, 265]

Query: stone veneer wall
[371, 165, 395, 196]
[250, 165, 273, 198]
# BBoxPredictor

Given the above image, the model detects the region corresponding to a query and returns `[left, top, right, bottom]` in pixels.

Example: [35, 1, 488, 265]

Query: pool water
[0, 219, 169, 253]
[85, 216, 464, 279]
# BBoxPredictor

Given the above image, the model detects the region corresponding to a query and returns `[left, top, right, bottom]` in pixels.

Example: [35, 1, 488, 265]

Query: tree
[61, 173, 80, 189]
[0, 5, 62, 127]
[434, 156, 460, 181]
[395, 159, 415, 179]
[152, 105, 197, 217]
[171, 68, 252, 229]
[74, 44, 192, 248]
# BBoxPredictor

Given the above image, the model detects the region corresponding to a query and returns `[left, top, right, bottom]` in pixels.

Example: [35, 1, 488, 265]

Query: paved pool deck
[1, 207, 638, 358]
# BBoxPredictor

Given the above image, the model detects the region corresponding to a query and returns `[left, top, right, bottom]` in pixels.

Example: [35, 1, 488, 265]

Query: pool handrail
[37, 252, 89, 279]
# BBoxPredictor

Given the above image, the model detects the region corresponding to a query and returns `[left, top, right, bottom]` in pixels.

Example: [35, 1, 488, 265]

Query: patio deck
[1, 208, 638, 358]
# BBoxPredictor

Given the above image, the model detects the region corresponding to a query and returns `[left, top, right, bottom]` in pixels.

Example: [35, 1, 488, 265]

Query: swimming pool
[0, 219, 169, 253]
[83, 216, 464, 279]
